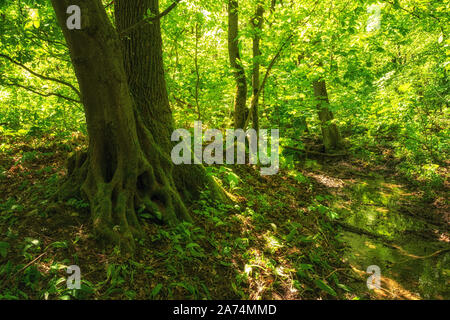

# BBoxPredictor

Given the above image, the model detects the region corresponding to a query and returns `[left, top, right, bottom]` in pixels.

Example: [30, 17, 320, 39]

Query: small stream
[334, 175, 449, 299]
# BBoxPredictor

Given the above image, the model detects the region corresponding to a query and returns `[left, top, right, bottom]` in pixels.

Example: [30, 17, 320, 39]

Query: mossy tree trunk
[228, 0, 248, 129]
[313, 79, 343, 152]
[114, 0, 224, 204]
[250, 3, 264, 133]
[52, 0, 223, 252]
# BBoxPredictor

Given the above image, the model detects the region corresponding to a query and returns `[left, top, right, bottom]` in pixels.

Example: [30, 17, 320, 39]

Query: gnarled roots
[59, 124, 191, 253]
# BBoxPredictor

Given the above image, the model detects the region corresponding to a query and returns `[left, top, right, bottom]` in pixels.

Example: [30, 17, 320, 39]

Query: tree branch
[283, 145, 348, 157]
[244, 0, 320, 128]
[0, 53, 81, 98]
[383, 0, 441, 23]
[3, 81, 81, 105]
[259, 0, 320, 100]
[172, 95, 195, 109]
[119, 0, 182, 36]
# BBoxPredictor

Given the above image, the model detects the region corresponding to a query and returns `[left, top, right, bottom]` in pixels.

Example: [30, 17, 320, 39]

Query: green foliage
[0, 242, 10, 258]
[0, 0, 447, 301]
[315, 279, 337, 297]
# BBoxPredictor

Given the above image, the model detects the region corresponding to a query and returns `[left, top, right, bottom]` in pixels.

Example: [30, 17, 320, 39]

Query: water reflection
[334, 178, 449, 299]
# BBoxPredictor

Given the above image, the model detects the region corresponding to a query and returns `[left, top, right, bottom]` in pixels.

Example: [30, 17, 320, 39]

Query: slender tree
[250, 2, 264, 133]
[227, 0, 248, 129]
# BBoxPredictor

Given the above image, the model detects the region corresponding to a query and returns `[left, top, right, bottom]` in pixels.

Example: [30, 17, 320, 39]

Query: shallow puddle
[335, 177, 449, 299]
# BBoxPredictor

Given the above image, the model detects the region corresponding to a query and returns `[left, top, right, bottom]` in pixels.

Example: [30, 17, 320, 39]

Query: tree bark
[194, 22, 201, 120]
[312, 79, 343, 152]
[250, 3, 264, 132]
[114, 0, 173, 153]
[52, 0, 223, 253]
[228, 0, 248, 129]
[114, 0, 224, 204]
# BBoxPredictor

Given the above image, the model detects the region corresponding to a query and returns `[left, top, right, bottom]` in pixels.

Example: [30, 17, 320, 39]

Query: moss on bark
[52, 0, 226, 253]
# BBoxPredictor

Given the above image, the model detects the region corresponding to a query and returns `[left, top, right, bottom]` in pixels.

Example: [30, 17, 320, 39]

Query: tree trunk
[114, 0, 173, 153]
[52, 0, 222, 253]
[194, 22, 201, 121]
[250, 3, 264, 132]
[114, 0, 224, 204]
[228, 0, 248, 129]
[313, 79, 343, 152]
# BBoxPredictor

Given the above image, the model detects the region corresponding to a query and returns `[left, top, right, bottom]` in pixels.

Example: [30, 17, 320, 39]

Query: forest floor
[0, 132, 448, 300]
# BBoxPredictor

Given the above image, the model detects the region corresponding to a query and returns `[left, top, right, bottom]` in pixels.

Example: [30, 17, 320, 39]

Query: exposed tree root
[333, 220, 394, 243]
[58, 113, 226, 253]
[51, 0, 226, 253]
[283, 145, 348, 157]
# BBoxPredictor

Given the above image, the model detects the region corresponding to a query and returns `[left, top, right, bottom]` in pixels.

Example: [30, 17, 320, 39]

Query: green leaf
[296, 264, 313, 278]
[186, 242, 200, 249]
[286, 229, 298, 242]
[151, 284, 163, 298]
[298, 235, 314, 243]
[49, 241, 68, 249]
[337, 283, 352, 292]
[0, 241, 10, 258]
[314, 279, 337, 296]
